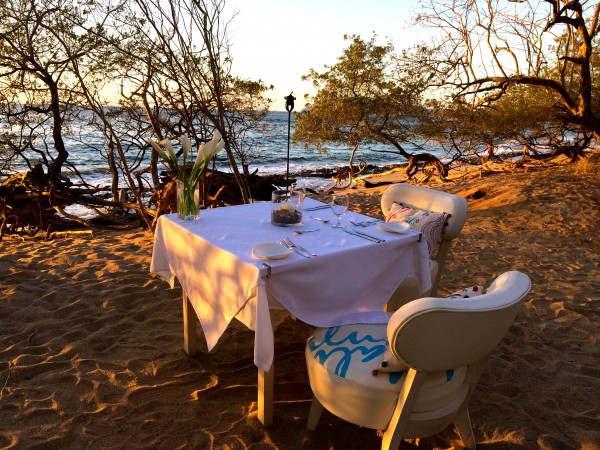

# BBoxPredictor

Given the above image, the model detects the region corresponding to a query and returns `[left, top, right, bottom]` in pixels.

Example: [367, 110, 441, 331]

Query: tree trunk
[47, 77, 69, 184]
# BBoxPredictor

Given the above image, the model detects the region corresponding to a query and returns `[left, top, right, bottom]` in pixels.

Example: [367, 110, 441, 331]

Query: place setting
[325, 193, 386, 243]
[251, 242, 292, 260]
[279, 236, 317, 257]
[377, 220, 411, 233]
[335, 199, 410, 237]
[251, 235, 318, 260]
[251, 193, 400, 262]
[303, 204, 331, 212]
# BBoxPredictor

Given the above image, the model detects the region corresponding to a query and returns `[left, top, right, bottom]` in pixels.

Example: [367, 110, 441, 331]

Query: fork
[283, 237, 317, 256]
[280, 239, 311, 258]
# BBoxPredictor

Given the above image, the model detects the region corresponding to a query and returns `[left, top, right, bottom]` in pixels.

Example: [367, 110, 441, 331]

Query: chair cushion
[385, 203, 416, 222]
[445, 285, 484, 300]
[306, 324, 467, 430]
[386, 201, 447, 259]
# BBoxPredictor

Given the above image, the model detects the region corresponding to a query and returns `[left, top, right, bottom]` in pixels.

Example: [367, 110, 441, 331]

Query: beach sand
[1, 153, 599, 449]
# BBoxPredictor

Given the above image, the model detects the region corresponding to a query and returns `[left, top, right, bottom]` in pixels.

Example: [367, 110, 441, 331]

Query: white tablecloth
[150, 198, 431, 372]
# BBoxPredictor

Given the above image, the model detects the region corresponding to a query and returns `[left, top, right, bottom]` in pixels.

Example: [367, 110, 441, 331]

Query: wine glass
[330, 194, 349, 229]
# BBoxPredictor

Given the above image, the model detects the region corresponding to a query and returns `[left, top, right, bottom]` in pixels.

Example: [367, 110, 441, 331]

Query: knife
[286, 238, 317, 256]
[352, 229, 385, 242]
[283, 241, 311, 257]
[350, 219, 384, 227]
[304, 205, 331, 211]
[342, 228, 384, 243]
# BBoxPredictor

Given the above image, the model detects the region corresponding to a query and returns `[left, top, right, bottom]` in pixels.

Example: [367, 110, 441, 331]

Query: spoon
[292, 229, 320, 235]
[310, 216, 330, 224]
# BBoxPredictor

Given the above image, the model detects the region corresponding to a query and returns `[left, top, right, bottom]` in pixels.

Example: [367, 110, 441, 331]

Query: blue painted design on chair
[309, 327, 387, 378]
[388, 371, 404, 384]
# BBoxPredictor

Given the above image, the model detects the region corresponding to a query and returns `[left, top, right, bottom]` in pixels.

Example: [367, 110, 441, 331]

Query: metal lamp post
[269, 91, 303, 226]
[284, 92, 295, 189]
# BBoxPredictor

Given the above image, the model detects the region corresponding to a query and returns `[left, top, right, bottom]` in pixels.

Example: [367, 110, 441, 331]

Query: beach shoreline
[1, 152, 599, 449]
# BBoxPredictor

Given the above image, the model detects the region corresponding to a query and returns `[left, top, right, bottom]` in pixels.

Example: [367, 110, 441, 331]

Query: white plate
[378, 221, 411, 234]
[252, 243, 292, 260]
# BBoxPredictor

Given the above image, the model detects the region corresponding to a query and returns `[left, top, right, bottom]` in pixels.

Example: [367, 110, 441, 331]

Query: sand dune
[1, 153, 599, 449]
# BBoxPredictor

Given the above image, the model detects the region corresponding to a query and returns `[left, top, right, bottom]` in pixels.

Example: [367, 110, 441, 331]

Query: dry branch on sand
[2, 150, 596, 241]
[0, 167, 290, 241]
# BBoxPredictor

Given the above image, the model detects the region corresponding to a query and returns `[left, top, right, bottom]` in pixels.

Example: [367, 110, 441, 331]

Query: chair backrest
[387, 271, 531, 372]
[381, 183, 468, 242]
[381, 184, 468, 296]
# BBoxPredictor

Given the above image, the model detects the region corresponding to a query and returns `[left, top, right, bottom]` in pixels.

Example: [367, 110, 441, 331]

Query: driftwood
[363, 179, 395, 188]
[1, 166, 289, 239]
[0, 163, 153, 240]
[206, 170, 288, 205]
[0, 166, 71, 240]
[7, 150, 582, 240]
[405, 153, 448, 180]
[46, 229, 95, 240]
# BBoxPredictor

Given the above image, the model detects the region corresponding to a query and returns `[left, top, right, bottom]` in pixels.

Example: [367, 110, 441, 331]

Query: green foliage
[420, 84, 560, 156]
[295, 35, 430, 158]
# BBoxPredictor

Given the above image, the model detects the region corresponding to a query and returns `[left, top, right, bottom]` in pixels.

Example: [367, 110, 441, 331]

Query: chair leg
[454, 404, 476, 449]
[453, 358, 487, 449]
[307, 397, 324, 431]
[381, 369, 425, 450]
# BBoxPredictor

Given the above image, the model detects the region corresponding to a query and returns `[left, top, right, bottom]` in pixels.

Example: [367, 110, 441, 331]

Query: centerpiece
[271, 187, 304, 226]
[147, 132, 224, 220]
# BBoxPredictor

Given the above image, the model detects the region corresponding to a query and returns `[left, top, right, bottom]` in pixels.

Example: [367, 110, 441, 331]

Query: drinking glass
[330, 194, 349, 229]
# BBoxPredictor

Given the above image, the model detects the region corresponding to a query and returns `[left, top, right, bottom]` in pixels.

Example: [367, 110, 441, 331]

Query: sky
[224, 0, 430, 111]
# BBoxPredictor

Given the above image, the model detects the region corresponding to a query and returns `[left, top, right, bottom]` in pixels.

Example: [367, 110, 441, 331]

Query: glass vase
[176, 178, 200, 220]
[271, 189, 303, 226]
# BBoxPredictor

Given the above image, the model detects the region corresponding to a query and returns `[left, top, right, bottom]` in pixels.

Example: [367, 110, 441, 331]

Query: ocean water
[4, 111, 437, 187]
[234, 111, 428, 176]
[5, 110, 524, 192]
[4, 110, 533, 218]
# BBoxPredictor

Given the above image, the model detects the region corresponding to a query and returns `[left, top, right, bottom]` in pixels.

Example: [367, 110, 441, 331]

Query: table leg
[258, 365, 274, 427]
[182, 291, 197, 355]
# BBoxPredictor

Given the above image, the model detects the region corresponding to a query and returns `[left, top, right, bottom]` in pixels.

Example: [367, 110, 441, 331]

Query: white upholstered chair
[305, 271, 531, 450]
[380, 184, 468, 310]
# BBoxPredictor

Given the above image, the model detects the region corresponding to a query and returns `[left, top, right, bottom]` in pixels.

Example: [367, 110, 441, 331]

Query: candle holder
[271, 188, 304, 226]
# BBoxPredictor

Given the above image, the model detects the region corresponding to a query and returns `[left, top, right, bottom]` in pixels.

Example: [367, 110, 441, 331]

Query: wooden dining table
[150, 197, 431, 426]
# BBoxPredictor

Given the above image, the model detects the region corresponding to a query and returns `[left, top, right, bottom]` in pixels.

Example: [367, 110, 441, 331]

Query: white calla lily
[195, 143, 205, 166]
[178, 135, 192, 159]
[203, 142, 214, 160]
[160, 139, 178, 164]
[146, 138, 169, 162]
[150, 131, 224, 219]
[203, 134, 225, 160]
[213, 139, 225, 157]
